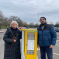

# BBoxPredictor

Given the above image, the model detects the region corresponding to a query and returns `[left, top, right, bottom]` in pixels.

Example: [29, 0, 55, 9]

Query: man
[37, 17, 57, 59]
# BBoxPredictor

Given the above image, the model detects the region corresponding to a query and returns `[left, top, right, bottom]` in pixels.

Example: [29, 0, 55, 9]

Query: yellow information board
[21, 29, 38, 59]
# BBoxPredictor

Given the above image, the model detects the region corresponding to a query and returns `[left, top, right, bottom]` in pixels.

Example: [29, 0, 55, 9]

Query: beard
[41, 23, 46, 26]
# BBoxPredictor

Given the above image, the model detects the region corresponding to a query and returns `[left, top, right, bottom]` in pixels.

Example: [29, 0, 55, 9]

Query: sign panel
[27, 33, 35, 54]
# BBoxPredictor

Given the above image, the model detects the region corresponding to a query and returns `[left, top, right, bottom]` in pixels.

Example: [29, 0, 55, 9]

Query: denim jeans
[40, 46, 53, 59]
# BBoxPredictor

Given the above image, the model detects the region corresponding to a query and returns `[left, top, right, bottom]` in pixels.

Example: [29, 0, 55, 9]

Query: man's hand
[13, 39, 16, 42]
[49, 45, 54, 49]
[37, 45, 40, 49]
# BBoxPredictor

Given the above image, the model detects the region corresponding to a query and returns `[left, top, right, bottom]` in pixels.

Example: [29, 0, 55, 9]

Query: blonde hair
[10, 21, 18, 27]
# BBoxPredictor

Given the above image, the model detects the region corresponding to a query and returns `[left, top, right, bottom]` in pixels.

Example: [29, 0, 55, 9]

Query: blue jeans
[40, 46, 53, 59]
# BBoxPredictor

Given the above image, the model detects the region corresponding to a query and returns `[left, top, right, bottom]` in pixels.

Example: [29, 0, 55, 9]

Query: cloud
[0, 0, 59, 24]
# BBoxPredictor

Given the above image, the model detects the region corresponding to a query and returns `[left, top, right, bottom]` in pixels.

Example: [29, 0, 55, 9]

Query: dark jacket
[3, 27, 22, 59]
[37, 23, 57, 47]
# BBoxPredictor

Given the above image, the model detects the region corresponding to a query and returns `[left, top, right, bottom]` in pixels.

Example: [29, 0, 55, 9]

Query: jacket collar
[39, 23, 47, 30]
[9, 27, 19, 34]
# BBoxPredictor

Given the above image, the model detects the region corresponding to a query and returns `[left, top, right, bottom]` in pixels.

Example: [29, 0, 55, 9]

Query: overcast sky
[0, 0, 59, 24]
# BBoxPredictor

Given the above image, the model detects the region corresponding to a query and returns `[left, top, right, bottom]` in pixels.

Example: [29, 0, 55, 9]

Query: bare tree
[0, 10, 4, 28]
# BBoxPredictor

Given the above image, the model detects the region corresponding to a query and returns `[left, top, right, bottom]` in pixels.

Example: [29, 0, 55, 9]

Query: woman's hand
[12, 36, 17, 43]
[13, 39, 16, 42]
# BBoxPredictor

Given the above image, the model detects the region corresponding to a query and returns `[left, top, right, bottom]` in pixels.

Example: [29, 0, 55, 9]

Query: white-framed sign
[27, 33, 35, 54]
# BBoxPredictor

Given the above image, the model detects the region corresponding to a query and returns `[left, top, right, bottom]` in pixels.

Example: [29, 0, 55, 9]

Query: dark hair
[40, 17, 46, 20]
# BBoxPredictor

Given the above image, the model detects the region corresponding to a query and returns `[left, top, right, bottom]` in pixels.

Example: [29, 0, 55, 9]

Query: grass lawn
[0, 26, 9, 29]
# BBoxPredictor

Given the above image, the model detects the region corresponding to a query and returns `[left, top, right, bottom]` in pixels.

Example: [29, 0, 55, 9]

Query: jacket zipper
[42, 30, 44, 47]
[48, 38, 50, 44]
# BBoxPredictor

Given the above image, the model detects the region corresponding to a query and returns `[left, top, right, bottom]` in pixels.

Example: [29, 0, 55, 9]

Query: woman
[3, 21, 22, 59]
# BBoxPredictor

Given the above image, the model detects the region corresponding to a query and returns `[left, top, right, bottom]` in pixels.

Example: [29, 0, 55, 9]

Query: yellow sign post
[21, 29, 38, 59]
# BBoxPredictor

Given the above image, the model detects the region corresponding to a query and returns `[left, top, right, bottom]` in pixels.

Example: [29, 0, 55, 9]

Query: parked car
[54, 27, 59, 32]
[26, 27, 29, 29]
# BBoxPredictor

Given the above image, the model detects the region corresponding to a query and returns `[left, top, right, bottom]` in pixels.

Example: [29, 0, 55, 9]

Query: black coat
[3, 27, 22, 59]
